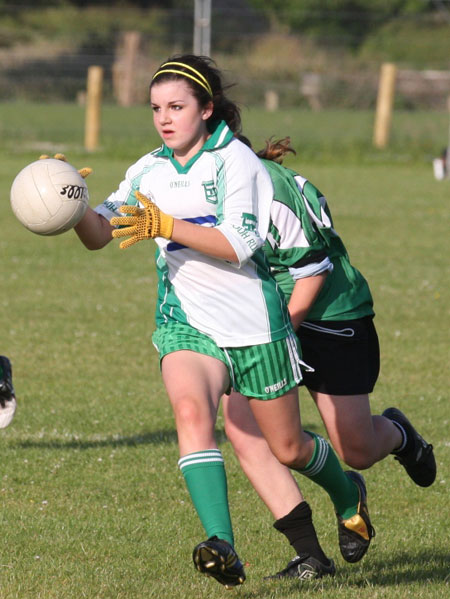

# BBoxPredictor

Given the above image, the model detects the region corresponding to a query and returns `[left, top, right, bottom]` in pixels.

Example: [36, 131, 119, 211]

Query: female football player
[73, 55, 370, 588]
[222, 137, 436, 578]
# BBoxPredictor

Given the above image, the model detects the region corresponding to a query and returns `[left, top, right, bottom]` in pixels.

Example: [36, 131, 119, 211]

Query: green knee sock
[179, 449, 234, 546]
[296, 432, 359, 519]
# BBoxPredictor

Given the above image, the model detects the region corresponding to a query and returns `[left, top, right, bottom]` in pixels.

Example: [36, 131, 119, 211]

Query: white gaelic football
[10, 158, 89, 236]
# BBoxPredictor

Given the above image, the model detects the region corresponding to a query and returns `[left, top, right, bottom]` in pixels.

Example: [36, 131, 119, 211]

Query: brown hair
[150, 54, 242, 135]
[256, 137, 296, 164]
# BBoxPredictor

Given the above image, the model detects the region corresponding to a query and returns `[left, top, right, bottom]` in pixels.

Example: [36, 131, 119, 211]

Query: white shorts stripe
[286, 333, 303, 384]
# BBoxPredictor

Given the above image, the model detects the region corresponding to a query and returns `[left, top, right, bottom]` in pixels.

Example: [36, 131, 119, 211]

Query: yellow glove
[110, 190, 174, 249]
[39, 153, 92, 179]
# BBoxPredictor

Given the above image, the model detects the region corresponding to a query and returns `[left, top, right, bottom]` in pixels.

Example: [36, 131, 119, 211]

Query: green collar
[154, 120, 234, 174]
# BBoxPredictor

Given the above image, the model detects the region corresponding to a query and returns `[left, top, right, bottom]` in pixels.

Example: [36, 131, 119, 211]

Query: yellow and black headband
[152, 61, 213, 98]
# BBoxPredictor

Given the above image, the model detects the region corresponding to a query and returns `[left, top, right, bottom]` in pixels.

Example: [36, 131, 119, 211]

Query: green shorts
[152, 322, 304, 400]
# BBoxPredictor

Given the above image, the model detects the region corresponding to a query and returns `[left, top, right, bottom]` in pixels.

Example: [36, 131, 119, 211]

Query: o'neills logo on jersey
[170, 180, 190, 188]
[265, 378, 287, 394]
[202, 180, 218, 204]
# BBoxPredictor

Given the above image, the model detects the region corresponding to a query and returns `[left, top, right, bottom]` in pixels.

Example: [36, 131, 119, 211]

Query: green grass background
[0, 103, 448, 598]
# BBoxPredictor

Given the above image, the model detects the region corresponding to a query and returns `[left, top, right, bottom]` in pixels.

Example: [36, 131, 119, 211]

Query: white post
[194, 0, 211, 56]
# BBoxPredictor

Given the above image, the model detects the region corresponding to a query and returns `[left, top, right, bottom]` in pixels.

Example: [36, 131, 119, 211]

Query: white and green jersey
[261, 159, 374, 321]
[95, 121, 292, 347]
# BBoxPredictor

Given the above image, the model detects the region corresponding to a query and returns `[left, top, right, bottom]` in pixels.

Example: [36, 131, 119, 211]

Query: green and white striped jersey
[261, 159, 374, 321]
[95, 121, 293, 347]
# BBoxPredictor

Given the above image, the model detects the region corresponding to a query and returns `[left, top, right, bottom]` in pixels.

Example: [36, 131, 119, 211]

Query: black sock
[273, 501, 330, 565]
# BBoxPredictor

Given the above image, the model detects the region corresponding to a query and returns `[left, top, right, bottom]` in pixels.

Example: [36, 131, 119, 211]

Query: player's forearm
[75, 207, 114, 250]
[288, 273, 328, 330]
[171, 219, 239, 262]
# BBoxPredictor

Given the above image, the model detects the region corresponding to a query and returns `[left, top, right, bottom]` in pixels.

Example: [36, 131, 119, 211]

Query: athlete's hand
[39, 153, 92, 179]
[110, 190, 174, 249]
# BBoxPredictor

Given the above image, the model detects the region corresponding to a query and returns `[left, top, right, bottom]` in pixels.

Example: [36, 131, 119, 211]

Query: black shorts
[297, 316, 380, 395]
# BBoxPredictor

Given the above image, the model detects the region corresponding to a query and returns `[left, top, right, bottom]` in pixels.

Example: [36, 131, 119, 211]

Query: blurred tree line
[1, 0, 448, 105]
[1, 0, 449, 51]
[248, 0, 449, 48]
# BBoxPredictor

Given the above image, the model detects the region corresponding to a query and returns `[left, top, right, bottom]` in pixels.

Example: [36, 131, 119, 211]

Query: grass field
[0, 103, 448, 599]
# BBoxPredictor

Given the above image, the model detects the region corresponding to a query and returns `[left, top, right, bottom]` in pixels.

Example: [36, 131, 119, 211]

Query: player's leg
[249, 390, 374, 563]
[301, 316, 401, 468]
[231, 336, 373, 563]
[235, 336, 358, 513]
[162, 350, 226, 455]
[0, 355, 17, 429]
[223, 392, 303, 519]
[302, 315, 435, 485]
[161, 349, 245, 588]
[223, 392, 334, 579]
[315, 393, 436, 486]
[310, 391, 402, 469]
[248, 390, 357, 510]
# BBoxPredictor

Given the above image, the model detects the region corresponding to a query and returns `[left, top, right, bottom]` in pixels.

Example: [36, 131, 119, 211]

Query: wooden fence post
[446, 95, 450, 177]
[265, 90, 279, 112]
[85, 66, 103, 152]
[113, 31, 141, 107]
[373, 63, 397, 149]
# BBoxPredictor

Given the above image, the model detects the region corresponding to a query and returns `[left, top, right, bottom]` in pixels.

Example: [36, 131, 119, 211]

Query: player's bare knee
[341, 446, 376, 470]
[273, 441, 311, 470]
[173, 396, 204, 428]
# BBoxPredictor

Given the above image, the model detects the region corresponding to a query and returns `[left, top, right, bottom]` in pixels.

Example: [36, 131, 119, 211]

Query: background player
[223, 137, 436, 578]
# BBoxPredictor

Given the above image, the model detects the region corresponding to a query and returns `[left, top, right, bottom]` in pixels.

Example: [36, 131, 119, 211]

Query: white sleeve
[94, 157, 146, 222]
[289, 257, 334, 280]
[215, 143, 273, 267]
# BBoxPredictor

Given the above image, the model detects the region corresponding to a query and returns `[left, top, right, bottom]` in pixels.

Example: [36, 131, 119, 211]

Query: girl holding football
[73, 55, 371, 587]
[222, 137, 436, 578]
